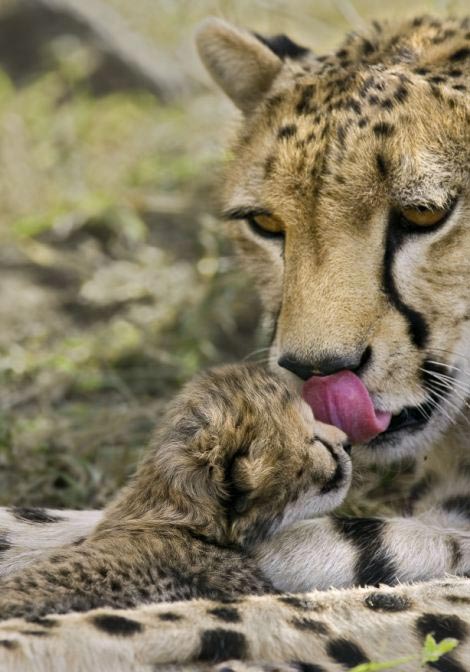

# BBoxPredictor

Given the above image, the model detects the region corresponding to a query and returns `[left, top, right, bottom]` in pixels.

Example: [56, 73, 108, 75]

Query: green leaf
[421, 634, 459, 664]
[351, 656, 415, 671]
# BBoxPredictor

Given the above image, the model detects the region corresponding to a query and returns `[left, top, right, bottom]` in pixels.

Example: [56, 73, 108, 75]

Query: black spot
[447, 596, 470, 605]
[25, 617, 57, 628]
[365, 592, 411, 612]
[450, 48, 470, 62]
[448, 537, 462, 569]
[333, 517, 398, 586]
[416, 614, 467, 671]
[72, 537, 86, 547]
[347, 98, 362, 115]
[395, 85, 409, 103]
[416, 613, 468, 642]
[110, 580, 122, 592]
[448, 69, 462, 77]
[0, 534, 11, 555]
[452, 84, 466, 92]
[291, 617, 329, 635]
[10, 507, 63, 524]
[255, 33, 310, 60]
[91, 614, 143, 636]
[428, 657, 466, 672]
[381, 97, 394, 110]
[0, 640, 18, 649]
[279, 595, 312, 610]
[208, 607, 241, 623]
[372, 122, 394, 137]
[358, 117, 368, 128]
[368, 94, 380, 105]
[327, 638, 369, 666]
[278, 124, 297, 140]
[362, 39, 375, 55]
[292, 664, 327, 672]
[198, 629, 248, 663]
[442, 496, 470, 519]
[296, 84, 316, 115]
[383, 211, 429, 349]
[158, 612, 182, 621]
[376, 153, 388, 177]
[429, 75, 446, 85]
[407, 474, 435, 511]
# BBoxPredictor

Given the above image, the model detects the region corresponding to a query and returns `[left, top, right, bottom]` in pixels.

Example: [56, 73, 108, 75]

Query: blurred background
[0, 0, 467, 509]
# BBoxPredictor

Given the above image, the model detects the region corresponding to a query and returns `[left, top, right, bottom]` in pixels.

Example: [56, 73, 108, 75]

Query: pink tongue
[302, 370, 392, 444]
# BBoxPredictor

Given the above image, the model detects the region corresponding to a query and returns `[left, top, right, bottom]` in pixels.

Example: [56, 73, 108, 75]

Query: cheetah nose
[278, 347, 371, 379]
[343, 441, 352, 455]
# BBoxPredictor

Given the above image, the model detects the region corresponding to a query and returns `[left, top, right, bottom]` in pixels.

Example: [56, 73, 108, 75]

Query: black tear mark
[91, 614, 143, 636]
[327, 638, 369, 666]
[365, 592, 412, 611]
[10, 507, 63, 524]
[254, 33, 310, 60]
[208, 607, 241, 623]
[333, 517, 398, 586]
[383, 212, 429, 348]
[198, 629, 248, 663]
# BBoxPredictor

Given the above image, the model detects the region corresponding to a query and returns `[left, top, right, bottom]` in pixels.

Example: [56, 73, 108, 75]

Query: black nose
[278, 347, 371, 380]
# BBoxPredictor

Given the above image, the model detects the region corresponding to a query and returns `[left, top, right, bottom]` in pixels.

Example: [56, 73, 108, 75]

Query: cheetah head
[157, 365, 351, 548]
[197, 16, 470, 462]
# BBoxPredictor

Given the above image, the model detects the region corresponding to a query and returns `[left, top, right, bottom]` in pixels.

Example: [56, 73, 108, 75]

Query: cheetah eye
[248, 214, 285, 241]
[399, 203, 454, 231]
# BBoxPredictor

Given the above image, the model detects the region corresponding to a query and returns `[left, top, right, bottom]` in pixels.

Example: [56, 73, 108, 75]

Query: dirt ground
[0, 0, 466, 509]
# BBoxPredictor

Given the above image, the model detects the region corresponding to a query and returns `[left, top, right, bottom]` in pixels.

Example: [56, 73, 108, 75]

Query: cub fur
[0, 364, 349, 620]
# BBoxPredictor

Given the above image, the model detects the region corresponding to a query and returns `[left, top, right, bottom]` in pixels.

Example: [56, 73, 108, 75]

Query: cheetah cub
[0, 365, 351, 620]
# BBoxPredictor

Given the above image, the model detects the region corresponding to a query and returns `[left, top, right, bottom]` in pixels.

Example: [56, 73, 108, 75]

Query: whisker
[426, 360, 470, 377]
[421, 368, 470, 399]
[424, 396, 456, 426]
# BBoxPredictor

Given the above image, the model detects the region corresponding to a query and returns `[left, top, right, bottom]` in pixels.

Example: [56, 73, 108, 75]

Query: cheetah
[1, 13, 470, 672]
[0, 365, 350, 623]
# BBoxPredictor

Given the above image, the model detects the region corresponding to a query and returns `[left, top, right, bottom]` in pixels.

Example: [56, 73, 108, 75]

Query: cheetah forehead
[199, 15, 470, 220]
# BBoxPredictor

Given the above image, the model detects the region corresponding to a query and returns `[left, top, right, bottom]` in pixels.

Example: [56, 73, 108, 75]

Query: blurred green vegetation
[0, 0, 467, 508]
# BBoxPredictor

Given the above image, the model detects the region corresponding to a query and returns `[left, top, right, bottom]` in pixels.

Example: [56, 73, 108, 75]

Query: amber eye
[400, 206, 449, 228]
[248, 214, 285, 240]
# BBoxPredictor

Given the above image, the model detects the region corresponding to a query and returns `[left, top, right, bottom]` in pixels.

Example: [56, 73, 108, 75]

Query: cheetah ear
[196, 17, 283, 113]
